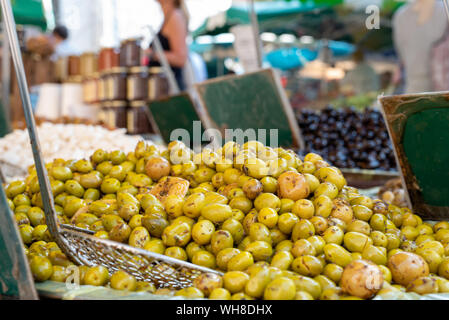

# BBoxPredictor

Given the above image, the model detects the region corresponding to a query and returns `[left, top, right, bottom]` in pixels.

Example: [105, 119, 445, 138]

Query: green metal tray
[380, 92, 449, 220]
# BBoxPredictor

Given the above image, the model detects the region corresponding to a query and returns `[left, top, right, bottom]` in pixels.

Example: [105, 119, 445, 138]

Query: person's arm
[158, 11, 188, 68]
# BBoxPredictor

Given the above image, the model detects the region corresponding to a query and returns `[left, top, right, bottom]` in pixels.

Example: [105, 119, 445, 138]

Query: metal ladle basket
[0, 0, 220, 290]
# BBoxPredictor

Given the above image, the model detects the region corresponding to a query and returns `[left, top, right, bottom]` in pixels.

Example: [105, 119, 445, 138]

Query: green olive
[343, 231, 372, 253]
[192, 250, 216, 269]
[128, 226, 151, 249]
[108, 223, 132, 243]
[291, 219, 315, 241]
[29, 255, 53, 282]
[245, 241, 273, 261]
[101, 178, 121, 194]
[79, 171, 103, 189]
[6, 180, 27, 198]
[74, 159, 93, 173]
[165, 246, 188, 261]
[254, 193, 281, 212]
[162, 222, 191, 247]
[13, 194, 31, 207]
[92, 149, 108, 164]
[201, 203, 232, 223]
[227, 251, 254, 271]
[211, 230, 234, 255]
[323, 226, 344, 245]
[84, 266, 110, 286]
[143, 239, 165, 254]
[110, 270, 137, 291]
[192, 220, 215, 245]
[64, 180, 85, 197]
[96, 161, 114, 176]
[323, 243, 352, 267]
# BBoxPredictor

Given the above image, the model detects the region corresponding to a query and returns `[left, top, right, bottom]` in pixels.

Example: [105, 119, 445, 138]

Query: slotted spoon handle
[0, 0, 60, 237]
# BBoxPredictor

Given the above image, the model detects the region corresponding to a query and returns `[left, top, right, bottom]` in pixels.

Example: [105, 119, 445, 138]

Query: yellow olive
[216, 248, 241, 271]
[192, 220, 215, 245]
[223, 271, 250, 293]
[347, 220, 371, 236]
[292, 255, 323, 277]
[292, 199, 315, 219]
[84, 266, 110, 286]
[419, 250, 443, 274]
[288, 275, 322, 299]
[304, 173, 320, 193]
[211, 230, 234, 255]
[309, 216, 328, 236]
[343, 232, 372, 253]
[192, 250, 216, 269]
[245, 268, 271, 298]
[323, 263, 344, 283]
[245, 241, 273, 261]
[249, 223, 271, 244]
[291, 239, 316, 257]
[257, 207, 279, 229]
[110, 270, 137, 291]
[323, 226, 344, 245]
[227, 251, 254, 271]
[201, 203, 233, 223]
[291, 219, 315, 241]
[209, 288, 231, 300]
[271, 250, 293, 270]
[221, 218, 244, 244]
[370, 213, 387, 232]
[144, 239, 165, 254]
[128, 226, 151, 249]
[264, 277, 296, 300]
[324, 243, 352, 267]
[313, 195, 333, 218]
[260, 176, 278, 194]
[29, 255, 53, 282]
[278, 213, 299, 235]
[314, 182, 339, 199]
[165, 246, 188, 261]
[162, 222, 191, 247]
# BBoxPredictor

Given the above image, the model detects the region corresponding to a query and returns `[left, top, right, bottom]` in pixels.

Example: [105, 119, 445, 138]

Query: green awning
[192, 1, 339, 37]
[11, 0, 47, 30]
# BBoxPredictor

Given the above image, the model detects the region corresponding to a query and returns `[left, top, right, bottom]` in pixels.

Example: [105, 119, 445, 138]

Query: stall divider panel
[380, 92, 449, 221]
[148, 92, 205, 149]
[0, 179, 38, 299]
[194, 68, 305, 150]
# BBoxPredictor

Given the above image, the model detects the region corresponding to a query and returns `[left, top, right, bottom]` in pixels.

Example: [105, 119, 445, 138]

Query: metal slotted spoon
[0, 0, 221, 290]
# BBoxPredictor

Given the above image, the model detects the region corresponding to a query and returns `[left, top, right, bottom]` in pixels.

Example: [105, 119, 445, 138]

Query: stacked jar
[79, 37, 171, 133]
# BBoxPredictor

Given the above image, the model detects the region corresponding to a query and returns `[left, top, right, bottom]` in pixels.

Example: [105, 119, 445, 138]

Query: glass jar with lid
[106, 100, 128, 129]
[127, 66, 149, 101]
[120, 38, 142, 68]
[82, 72, 100, 104]
[148, 67, 169, 101]
[68, 55, 81, 77]
[99, 47, 120, 72]
[105, 67, 128, 101]
[127, 100, 154, 134]
[98, 71, 108, 103]
[81, 52, 98, 78]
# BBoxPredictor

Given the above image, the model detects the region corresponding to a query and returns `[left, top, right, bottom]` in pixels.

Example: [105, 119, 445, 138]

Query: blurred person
[341, 49, 380, 96]
[393, 0, 447, 93]
[50, 25, 78, 60]
[148, 0, 188, 91]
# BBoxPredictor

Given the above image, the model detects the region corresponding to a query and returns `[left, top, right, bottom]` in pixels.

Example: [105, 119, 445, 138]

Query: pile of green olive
[6, 140, 449, 300]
